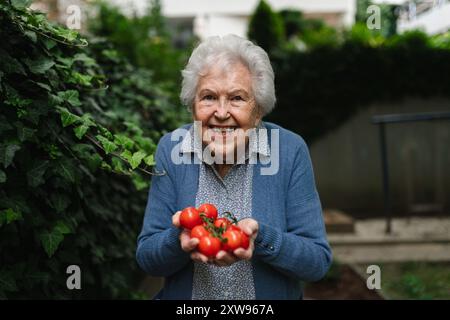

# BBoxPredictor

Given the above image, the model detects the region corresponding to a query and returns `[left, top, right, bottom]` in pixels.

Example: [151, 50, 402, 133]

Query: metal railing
[371, 111, 450, 234]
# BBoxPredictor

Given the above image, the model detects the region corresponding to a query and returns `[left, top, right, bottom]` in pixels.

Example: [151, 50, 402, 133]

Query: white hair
[180, 34, 276, 116]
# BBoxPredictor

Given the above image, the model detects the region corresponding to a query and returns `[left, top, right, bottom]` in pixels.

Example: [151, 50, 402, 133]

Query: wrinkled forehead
[197, 60, 253, 93]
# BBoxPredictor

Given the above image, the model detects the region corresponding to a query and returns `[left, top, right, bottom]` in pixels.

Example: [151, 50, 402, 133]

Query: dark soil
[304, 265, 384, 300]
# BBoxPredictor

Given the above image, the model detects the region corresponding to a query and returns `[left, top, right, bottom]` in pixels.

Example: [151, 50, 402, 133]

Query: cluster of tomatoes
[179, 203, 250, 257]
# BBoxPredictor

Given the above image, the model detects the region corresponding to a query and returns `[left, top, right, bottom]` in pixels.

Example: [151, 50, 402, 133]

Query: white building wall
[110, 0, 356, 40]
[194, 15, 248, 39]
[397, 2, 450, 35]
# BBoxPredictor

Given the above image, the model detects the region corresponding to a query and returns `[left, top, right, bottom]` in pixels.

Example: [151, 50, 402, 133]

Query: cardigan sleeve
[135, 134, 191, 277]
[254, 137, 332, 282]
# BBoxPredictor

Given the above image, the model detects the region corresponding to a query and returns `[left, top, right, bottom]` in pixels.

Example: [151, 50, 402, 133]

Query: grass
[376, 262, 450, 299]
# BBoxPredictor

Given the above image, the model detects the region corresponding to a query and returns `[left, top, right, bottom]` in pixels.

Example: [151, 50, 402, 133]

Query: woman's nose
[214, 98, 230, 120]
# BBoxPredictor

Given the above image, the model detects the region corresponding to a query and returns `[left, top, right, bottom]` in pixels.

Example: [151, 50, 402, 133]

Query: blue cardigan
[136, 122, 332, 299]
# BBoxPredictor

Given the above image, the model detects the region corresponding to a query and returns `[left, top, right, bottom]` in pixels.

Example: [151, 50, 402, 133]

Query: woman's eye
[202, 95, 215, 101]
[231, 96, 243, 101]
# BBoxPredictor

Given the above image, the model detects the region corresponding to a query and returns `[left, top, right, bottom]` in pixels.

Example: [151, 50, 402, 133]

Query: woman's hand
[173, 212, 258, 266]
[210, 218, 259, 266]
[234, 218, 258, 260]
[173, 211, 199, 253]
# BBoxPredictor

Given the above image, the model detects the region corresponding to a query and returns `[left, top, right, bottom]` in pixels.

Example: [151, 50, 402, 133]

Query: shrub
[248, 0, 285, 53]
[268, 31, 450, 143]
[0, 1, 182, 299]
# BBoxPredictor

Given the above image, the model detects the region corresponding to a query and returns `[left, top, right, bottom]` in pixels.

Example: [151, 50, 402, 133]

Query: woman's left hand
[191, 218, 259, 267]
[233, 218, 259, 261]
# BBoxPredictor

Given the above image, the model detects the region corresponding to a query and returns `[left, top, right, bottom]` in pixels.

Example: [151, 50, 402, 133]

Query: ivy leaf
[98, 126, 114, 140]
[69, 72, 93, 86]
[74, 114, 96, 139]
[0, 170, 6, 183]
[27, 160, 49, 187]
[112, 157, 129, 175]
[16, 122, 37, 142]
[0, 117, 13, 134]
[130, 151, 146, 169]
[6, 208, 23, 224]
[43, 39, 56, 50]
[0, 197, 31, 215]
[36, 82, 52, 92]
[74, 124, 89, 139]
[11, 0, 32, 9]
[96, 135, 117, 154]
[54, 220, 72, 235]
[73, 53, 97, 67]
[57, 160, 77, 183]
[48, 194, 71, 214]
[57, 90, 81, 107]
[0, 144, 21, 169]
[54, 28, 79, 42]
[23, 57, 55, 74]
[39, 230, 64, 257]
[100, 161, 112, 171]
[24, 30, 37, 43]
[1, 208, 23, 225]
[144, 154, 155, 166]
[120, 150, 132, 162]
[114, 134, 134, 149]
[0, 272, 18, 292]
[135, 136, 154, 151]
[86, 153, 103, 172]
[58, 107, 80, 127]
[0, 50, 26, 75]
[131, 172, 148, 191]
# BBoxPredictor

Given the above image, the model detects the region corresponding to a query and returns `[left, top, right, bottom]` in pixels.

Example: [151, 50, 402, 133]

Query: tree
[247, 0, 284, 53]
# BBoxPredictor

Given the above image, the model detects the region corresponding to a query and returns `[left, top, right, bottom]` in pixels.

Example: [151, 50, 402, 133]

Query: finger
[181, 237, 199, 252]
[234, 247, 253, 260]
[172, 211, 182, 228]
[215, 251, 238, 265]
[215, 251, 240, 267]
[190, 251, 209, 264]
[180, 230, 198, 251]
[238, 219, 258, 236]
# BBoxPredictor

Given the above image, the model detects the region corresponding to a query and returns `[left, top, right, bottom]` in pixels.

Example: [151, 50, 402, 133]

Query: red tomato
[198, 235, 222, 257]
[227, 225, 241, 232]
[226, 224, 250, 250]
[214, 218, 231, 229]
[222, 229, 242, 252]
[190, 225, 210, 240]
[197, 203, 218, 221]
[240, 232, 250, 250]
[179, 207, 202, 230]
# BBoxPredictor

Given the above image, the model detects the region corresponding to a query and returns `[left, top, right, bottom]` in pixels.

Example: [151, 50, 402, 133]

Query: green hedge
[268, 31, 450, 143]
[0, 1, 184, 299]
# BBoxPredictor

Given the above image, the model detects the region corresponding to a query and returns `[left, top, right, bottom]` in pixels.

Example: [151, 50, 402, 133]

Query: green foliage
[279, 10, 340, 50]
[89, 0, 189, 86]
[0, 1, 182, 298]
[355, 0, 398, 37]
[381, 262, 450, 299]
[248, 0, 285, 53]
[268, 30, 450, 143]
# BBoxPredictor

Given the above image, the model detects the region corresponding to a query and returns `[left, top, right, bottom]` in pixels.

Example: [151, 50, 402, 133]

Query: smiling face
[192, 61, 262, 163]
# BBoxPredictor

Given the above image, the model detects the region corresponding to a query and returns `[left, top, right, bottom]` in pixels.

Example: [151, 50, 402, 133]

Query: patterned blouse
[180, 122, 270, 300]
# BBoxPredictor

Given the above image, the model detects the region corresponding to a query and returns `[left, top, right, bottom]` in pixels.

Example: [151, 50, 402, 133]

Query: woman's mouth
[207, 126, 239, 137]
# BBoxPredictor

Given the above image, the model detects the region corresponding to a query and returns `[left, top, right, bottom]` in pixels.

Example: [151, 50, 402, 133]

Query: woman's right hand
[172, 211, 248, 266]
[172, 211, 199, 253]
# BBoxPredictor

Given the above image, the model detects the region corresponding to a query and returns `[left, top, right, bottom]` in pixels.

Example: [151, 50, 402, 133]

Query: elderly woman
[136, 34, 332, 300]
